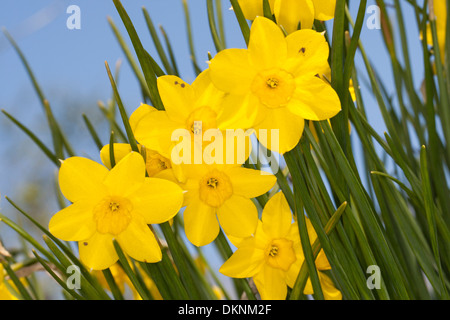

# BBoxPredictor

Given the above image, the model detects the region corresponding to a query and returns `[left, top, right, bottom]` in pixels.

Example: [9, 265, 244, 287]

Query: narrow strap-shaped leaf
[105, 61, 140, 153]
[31, 250, 86, 300]
[1, 260, 33, 300]
[159, 25, 180, 76]
[1, 110, 59, 166]
[112, 0, 164, 110]
[289, 202, 347, 300]
[182, 0, 203, 75]
[2, 29, 75, 158]
[284, 151, 324, 300]
[420, 146, 449, 298]
[206, 0, 225, 52]
[107, 16, 152, 100]
[82, 113, 103, 151]
[142, 7, 175, 75]
[229, 0, 250, 46]
[113, 240, 151, 300]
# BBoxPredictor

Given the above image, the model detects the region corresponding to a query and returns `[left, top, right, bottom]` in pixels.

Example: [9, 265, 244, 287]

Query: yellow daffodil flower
[49, 152, 184, 270]
[180, 163, 276, 247]
[208, 17, 341, 154]
[0, 264, 17, 300]
[237, 0, 336, 33]
[134, 70, 251, 172]
[220, 192, 341, 300]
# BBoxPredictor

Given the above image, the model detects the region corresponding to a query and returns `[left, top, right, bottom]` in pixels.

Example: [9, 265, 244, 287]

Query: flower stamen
[269, 246, 279, 257]
[207, 177, 219, 189]
[266, 78, 279, 89]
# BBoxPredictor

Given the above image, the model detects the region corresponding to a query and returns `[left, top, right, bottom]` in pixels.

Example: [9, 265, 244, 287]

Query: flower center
[93, 196, 133, 235]
[266, 78, 279, 89]
[146, 152, 171, 176]
[199, 169, 233, 207]
[186, 106, 218, 139]
[251, 68, 295, 108]
[266, 239, 296, 271]
[268, 246, 279, 257]
[206, 177, 219, 188]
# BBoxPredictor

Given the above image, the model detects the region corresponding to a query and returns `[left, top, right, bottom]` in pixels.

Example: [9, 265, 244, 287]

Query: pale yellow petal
[217, 93, 262, 130]
[253, 265, 287, 300]
[219, 246, 265, 278]
[133, 110, 183, 158]
[237, 0, 264, 20]
[284, 29, 330, 76]
[103, 152, 146, 196]
[183, 200, 220, 246]
[191, 69, 225, 112]
[319, 272, 342, 300]
[59, 157, 108, 202]
[131, 177, 184, 224]
[274, 0, 315, 33]
[217, 195, 258, 238]
[254, 106, 305, 154]
[312, 0, 336, 21]
[49, 200, 96, 241]
[117, 217, 162, 263]
[248, 17, 287, 69]
[79, 233, 118, 270]
[287, 75, 341, 121]
[226, 166, 276, 198]
[261, 192, 293, 239]
[157, 75, 195, 122]
[129, 103, 157, 133]
[208, 48, 256, 95]
[100, 143, 133, 169]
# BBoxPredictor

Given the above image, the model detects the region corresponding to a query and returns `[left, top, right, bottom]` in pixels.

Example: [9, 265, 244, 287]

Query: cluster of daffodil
[2, 0, 450, 302]
[45, 0, 343, 300]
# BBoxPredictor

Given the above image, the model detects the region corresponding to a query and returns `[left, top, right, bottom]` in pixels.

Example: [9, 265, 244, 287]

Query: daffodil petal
[274, 0, 315, 34]
[248, 17, 287, 69]
[132, 177, 184, 224]
[319, 272, 342, 300]
[133, 110, 182, 158]
[209, 48, 255, 95]
[284, 29, 330, 76]
[217, 195, 258, 238]
[286, 257, 302, 288]
[316, 249, 332, 270]
[157, 75, 195, 122]
[79, 233, 118, 270]
[58, 157, 108, 202]
[253, 265, 287, 300]
[100, 143, 133, 169]
[261, 192, 292, 239]
[312, 0, 336, 21]
[49, 200, 96, 241]
[117, 217, 162, 263]
[254, 106, 305, 154]
[219, 245, 265, 278]
[103, 152, 146, 196]
[237, 0, 263, 20]
[217, 93, 262, 130]
[191, 70, 225, 111]
[183, 200, 219, 246]
[226, 167, 276, 198]
[129, 103, 157, 133]
[288, 76, 341, 121]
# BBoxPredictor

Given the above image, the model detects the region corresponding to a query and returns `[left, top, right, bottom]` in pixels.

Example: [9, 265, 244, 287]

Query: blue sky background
[0, 0, 425, 299]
